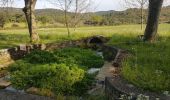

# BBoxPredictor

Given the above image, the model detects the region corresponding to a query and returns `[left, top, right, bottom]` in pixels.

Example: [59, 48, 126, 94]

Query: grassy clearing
[0, 24, 146, 49]
[0, 24, 170, 49]
[119, 41, 170, 92]
[1, 24, 170, 93]
[108, 24, 170, 92]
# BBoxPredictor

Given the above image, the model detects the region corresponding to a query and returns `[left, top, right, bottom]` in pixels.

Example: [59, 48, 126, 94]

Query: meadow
[1, 24, 170, 94]
[0, 24, 170, 49]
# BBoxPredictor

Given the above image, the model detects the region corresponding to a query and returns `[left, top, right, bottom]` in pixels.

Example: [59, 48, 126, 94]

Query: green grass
[107, 24, 170, 92]
[1, 24, 170, 93]
[0, 24, 150, 49]
[0, 24, 170, 49]
[119, 41, 170, 92]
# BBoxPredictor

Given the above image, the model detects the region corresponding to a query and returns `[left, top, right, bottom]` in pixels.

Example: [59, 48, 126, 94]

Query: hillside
[0, 6, 170, 26]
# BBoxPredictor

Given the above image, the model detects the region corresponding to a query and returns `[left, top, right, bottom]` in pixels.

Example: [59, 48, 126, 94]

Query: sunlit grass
[0, 23, 170, 93]
[107, 24, 170, 92]
[0, 24, 170, 49]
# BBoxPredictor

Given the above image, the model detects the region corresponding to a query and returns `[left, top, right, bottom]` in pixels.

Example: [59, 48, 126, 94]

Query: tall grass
[0, 24, 151, 49]
[108, 24, 170, 92]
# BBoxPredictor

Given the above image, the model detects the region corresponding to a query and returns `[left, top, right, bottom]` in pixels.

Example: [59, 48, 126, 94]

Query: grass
[0, 24, 150, 49]
[118, 41, 170, 92]
[1, 24, 170, 93]
[107, 24, 170, 92]
[0, 24, 170, 49]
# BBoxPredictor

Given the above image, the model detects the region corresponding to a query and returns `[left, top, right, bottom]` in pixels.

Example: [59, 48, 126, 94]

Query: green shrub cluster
[10, 63, 84, 94]
[54, 48, 104, 69]
[9, 48, 104, 96]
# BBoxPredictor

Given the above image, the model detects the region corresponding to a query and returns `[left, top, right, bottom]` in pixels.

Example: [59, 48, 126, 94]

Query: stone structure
[0, 44, 46, 69]
[0, 36, 109, 69]
[105, 76, 170, 100]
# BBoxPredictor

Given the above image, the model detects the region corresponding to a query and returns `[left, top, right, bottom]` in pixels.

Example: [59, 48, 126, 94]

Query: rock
[5, 86, 24, 93]
[0, 80, 11, 89]
[26, 87, 55, 97]
[88, 68, 100, 74]
[26, 87, 39, 94]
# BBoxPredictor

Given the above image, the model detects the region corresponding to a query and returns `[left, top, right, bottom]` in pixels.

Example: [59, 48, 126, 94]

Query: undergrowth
[8, 47, 104, 96]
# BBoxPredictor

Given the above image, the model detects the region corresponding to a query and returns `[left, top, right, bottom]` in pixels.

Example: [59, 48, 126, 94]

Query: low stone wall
[102, 46, 119, 61]
[105, 76, 170, 100]
[0, 36, 109, 69]
[0, 44, 46, 68]
[103, 47, 170, 100]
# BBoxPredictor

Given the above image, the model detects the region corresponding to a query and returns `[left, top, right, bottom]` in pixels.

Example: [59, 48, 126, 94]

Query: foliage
[0, 14, 6, 28]
[1, 6, 170, 28]
[54, 48, 104, 69]
[9, 48, 104, 96]
[10, 63, 85, 94]
[37, 16, 51, 25]
[72, 73, 96, 95]
[24, 50, 57, 64]
[0, 24, 169, 49]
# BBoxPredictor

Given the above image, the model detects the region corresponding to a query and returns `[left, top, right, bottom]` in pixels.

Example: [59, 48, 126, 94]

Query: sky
[13, 0, 127, 11]
[12, 0, 170, 11]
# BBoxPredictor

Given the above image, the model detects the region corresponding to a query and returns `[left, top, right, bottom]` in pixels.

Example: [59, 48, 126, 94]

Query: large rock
[0, 80, 11, 89]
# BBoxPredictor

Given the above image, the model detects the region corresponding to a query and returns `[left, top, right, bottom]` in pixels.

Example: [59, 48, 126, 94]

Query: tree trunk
[64, 0, 70, 37]
[143, 0, 163, 42]
[140, 1, 144, 30]
[23, 0, 39, 43]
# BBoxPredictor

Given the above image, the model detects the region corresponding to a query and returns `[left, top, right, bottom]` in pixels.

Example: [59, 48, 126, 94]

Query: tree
[144, 0, 164, 42]
[0, 0, 14, 28]
[23, 0, 39, 42]
[49, 0, 91, 37]
[0, 14, 5, 28]
[124, 0, 148, 30]
[0, 0, 14, 7]
[0, 0, 39, 42]
[71, 0, 91, 30]
[48, 0, 73, 37]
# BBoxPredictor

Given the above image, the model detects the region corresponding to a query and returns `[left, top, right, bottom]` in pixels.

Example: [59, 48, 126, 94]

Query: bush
[54, 48, 104, 69]
[72, 73, 96, 96]
[11, 23, 20, 28]
[24, 50, 57, 64]
[0, 14, 6, 28]
[10, 63, 85, 94]
[9, 48, 104, 96]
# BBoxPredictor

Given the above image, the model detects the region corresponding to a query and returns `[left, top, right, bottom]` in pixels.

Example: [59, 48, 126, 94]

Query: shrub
[0, 14, 6, 28]
[11, 23, 19, 28]
[9, 48, 104, 96]
[24, 50, 57, 64]
[10, 63, 85, 94]
[54, 48, 104, 69]
[72, 73, 96, 96]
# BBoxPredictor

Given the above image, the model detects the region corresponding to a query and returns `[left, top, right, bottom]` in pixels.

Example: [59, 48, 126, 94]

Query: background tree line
[0, 6, 170, 28]
[0, 0, 167, 42]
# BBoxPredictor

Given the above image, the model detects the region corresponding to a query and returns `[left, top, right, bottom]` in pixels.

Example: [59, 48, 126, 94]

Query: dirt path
[96, 62, 116, 81]
[88, 62, 117, 95]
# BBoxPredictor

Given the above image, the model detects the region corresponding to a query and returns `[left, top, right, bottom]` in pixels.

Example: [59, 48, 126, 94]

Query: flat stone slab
[0, 77, 11, 89]
[96, 62, 116, 81]
[0, 81, 11, 89]
[0, 90, 54, 100]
